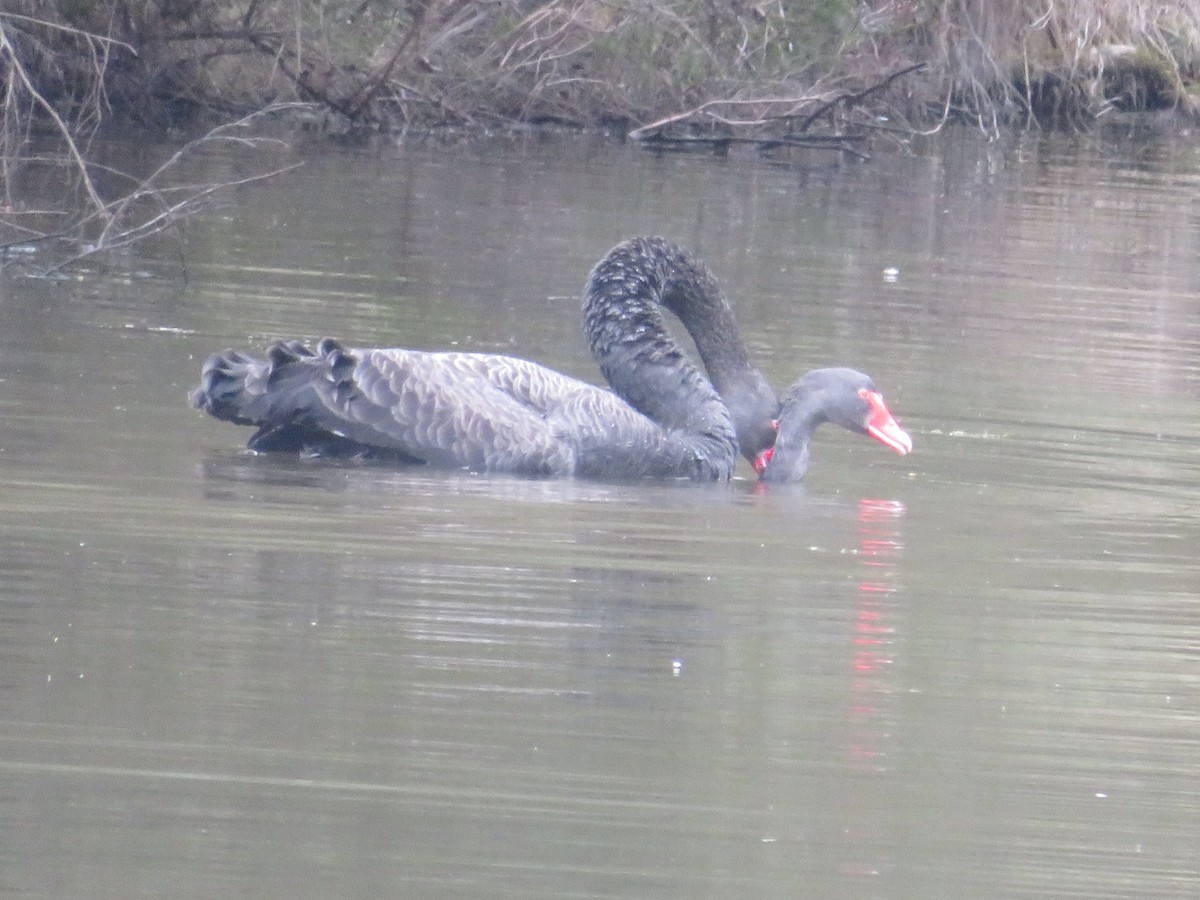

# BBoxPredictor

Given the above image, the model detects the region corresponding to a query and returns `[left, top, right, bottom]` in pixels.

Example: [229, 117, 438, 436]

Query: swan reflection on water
[191, 237, 911, 484]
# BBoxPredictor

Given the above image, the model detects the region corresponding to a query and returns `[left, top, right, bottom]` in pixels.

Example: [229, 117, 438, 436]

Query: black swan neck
[583, 238, 739, 473]
[653, 242, 779, 462]
[583, 237, 777, 465]
[759, 401, 820, 483]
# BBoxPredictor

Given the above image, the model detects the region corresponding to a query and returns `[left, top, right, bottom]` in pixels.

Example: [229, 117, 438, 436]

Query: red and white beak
[860, 389, 912, 456]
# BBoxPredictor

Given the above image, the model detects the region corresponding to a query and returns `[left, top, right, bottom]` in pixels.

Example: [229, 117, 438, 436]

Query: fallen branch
[634, 131, 871, 161]
[628, 95, 823, 141]
[627, 63, 928, 157]
[794, 62, 926, 132]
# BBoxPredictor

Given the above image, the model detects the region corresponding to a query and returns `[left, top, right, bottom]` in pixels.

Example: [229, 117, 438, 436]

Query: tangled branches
[0, 9, 303, 273]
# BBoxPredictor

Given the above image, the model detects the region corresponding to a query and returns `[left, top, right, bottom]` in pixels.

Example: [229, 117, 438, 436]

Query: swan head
[725, 368, 781, 465]
[754, 368, 911, 483]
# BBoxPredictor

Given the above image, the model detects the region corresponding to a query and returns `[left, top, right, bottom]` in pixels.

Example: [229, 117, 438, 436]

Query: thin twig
[0, 20, 111, 216]
[0, 11, 136, 53]
[42, 162, 303, 275]
[92, 104, 306, 247]
[794, 62, 926, 132]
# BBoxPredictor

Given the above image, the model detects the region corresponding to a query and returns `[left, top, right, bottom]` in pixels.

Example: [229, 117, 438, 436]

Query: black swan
[753, 368, 913, 483]
[190, 237, 910, 482]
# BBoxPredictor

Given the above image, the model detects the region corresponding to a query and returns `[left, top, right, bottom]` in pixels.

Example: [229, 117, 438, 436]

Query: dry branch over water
[2, 1, 1198, 266]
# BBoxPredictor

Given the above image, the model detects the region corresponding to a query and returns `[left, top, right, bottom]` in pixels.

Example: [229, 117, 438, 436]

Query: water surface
[2, 127, 1198, 898]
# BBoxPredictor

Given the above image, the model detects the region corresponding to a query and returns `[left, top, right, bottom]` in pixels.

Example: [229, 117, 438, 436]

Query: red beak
[861, 389, 912, 456]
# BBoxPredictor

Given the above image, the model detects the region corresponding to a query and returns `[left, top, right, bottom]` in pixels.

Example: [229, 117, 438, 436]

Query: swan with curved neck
[189, 237, 910, 482]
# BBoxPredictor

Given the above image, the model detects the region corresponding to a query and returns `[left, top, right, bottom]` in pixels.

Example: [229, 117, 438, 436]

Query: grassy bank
[4, 1, 1198, 134]
[2, 1, 1197, 268]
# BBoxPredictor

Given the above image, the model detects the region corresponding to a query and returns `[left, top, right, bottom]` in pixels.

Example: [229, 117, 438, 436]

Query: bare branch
[0, 18, 110, 216]
[0, 11, 136, 54]
[43, 161, 304, 274]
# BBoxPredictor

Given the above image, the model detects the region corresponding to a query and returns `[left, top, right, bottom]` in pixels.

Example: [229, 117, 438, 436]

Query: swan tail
[189, 339, 315, 424]
[190, 339, 400, 459]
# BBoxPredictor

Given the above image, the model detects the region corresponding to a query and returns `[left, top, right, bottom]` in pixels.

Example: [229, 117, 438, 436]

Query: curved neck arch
[585, 237, 779, 463]
[583, 238, 742, 472]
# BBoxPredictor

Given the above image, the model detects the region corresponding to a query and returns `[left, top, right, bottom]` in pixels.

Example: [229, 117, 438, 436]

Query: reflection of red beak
[860, 389, 912, 456]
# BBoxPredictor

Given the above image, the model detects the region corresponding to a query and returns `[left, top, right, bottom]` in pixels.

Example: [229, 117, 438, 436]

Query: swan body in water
[190, 237, 910, 481]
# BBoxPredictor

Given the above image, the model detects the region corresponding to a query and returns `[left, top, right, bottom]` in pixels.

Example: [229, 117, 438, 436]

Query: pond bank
[4, 1, 1198, 136]
[3, 2, 1198, 272]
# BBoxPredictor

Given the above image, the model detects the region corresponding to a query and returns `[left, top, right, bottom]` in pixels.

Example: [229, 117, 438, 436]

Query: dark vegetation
[2, 1, 1198, 268]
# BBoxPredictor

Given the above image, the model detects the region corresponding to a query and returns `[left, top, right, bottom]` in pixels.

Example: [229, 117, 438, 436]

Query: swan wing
[347, 347, 584, 474]
[192, 339, 629, 476]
